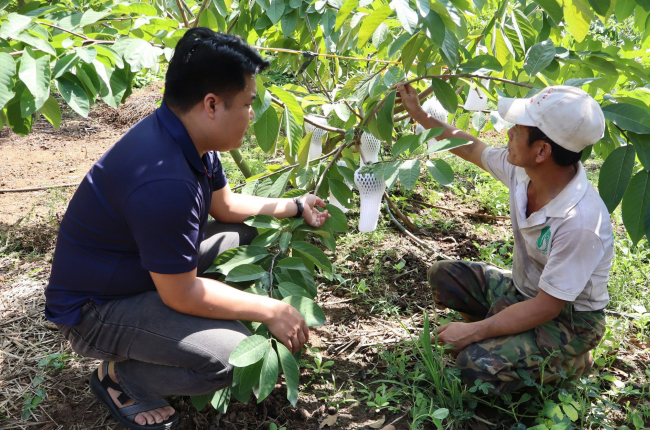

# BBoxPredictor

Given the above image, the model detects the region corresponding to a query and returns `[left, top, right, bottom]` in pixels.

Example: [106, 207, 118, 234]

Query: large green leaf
[0, 53, 16, 110]
[392, 135, 419, 156]
[13, 31, 55, 55]
[275, 257, 309, 272]
[210, 388, 231, 415]
[377, 91, 396, 142]
[399, 159, 420, 190]
[226, 264, 268, 283]
[323, 203, 348, 232]
[269, 86, 303, 126]
[244, 215, 283, 229]
[190, 393, 211, 411]
[563, 0, 593, 43]
[602, 104, 650, 135]
[39, 96, 61, 129]
[254, 107, 280, 152]
[209, 245, 269, 275]
[629, 133, 650, 171]
[278, 282, 311, 298]
[459, 55, 502, 74]
[524, 40, 556, 76]
[622, 171, 650, 245]
[440, 29, 460, 67]
[0, 13, 32, 39]
[391, 0, 418, 34]
[256, 347, 279, 402]
[268, 171, 292, 198]
[5, 83, 32, 136]
[587, 0, 610, 16]
[428, 138, 470, 154]
[267, 0, 285, 25]
[430, 79, 458, 114]
[229, 335, 270, 367]
[336, 0, 358, 31]
[234, 357, 264, 398]
[290, 241, 332, 273]
[598, 145, 636, 213]
[276, 342, 300, 406]
[329, 178, 353, 209]
[421, 10, 446, 47]
[615, 0, 635, 21]
[426, 159, 454, 185]
[53, 53, 80, 79]
[282, 296, 326, 326]
[401, 33, 425, 75]
[112, 38, 163, 72]
[532, 0, 563, 23]
[56, 73, 90, 118]
[18, 48, 50, 109]
[357, 3, 393, 49]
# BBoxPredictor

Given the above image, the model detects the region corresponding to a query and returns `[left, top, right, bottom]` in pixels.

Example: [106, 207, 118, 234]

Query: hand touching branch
[394, 82, 428, 124]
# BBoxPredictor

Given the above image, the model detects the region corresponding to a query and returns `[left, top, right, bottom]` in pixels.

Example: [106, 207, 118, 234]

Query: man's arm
[150, 269, 309, 354]
[395, 82, 488, 169]
[210, 185, 330, 227]
[436, 289, 566, 353]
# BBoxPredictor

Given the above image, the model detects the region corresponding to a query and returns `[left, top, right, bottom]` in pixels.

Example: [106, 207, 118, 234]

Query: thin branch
[175, 0, 190, 27]
[227, 13, 240, 33]
[385, 192, 418, 231]
[612, 123, 631, 143]
[36, 21, 89, 40]
[0, 183, 79, 194]
[192, 0, 212, 27]
[407, 199, 510, 221]
[250, 46, 401, 65]
[268, 251, 281, 298]
[393, 86, 435, 115]
[304, 16, 332, 103]
[270, 96, 345, 134]
[344, 100, 363, 120]
[404, 74, 534, 89]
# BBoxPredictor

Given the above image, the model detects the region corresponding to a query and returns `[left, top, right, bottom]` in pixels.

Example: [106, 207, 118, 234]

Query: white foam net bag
[354, 170, 386, 233]
[422, 98, 448, 123]
[464, 87, 487, 111]
[305, 116, 328, 159]
[360, 132, 381, 164]
[329, 161, 351, 213]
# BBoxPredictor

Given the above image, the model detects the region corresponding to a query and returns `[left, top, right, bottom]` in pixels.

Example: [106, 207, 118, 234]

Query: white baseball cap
[497, 86, 605, 153]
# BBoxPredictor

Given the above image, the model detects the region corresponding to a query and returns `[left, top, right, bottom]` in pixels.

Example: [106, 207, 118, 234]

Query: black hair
[163, 28, 270, 112]
[527, 126, 583, 167]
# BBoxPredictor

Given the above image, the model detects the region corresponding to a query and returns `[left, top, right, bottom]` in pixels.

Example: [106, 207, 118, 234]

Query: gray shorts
[56, 221, 257, 402]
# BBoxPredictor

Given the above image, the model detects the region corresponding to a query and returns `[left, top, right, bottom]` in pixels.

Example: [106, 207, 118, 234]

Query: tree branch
[37, 21, 89, 40]
[404, 74, 534, 89]
[406, 199, 510, 221]
[384, 192, 418, 231]
[344, 100, 363, 120]
[192, 0, 212, 27]
[270, 97, 345, 134]
[175, 0, 190, 27]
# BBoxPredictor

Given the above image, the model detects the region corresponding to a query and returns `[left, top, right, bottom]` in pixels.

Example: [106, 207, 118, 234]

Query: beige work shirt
[481, 147, 613, 311]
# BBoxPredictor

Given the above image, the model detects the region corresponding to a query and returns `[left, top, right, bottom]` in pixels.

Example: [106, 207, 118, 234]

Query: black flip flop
[89, 362, 179, 430]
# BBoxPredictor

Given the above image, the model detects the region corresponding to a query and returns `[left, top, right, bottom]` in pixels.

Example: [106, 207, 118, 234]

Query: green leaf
[229, 335, 271, 367]
[80, 10, 109, 27]
[256, 347, 279, 402]
[426, 159, 454, 185]
[459, 55, 502, 74]
[336, 0, 358, 32]
[191, 393, 211, 411]
[267, 0, 285, 25]
[329, 178, 353, 209]
[234, 357, 264, 398]
[357, 3, 393, 49]
[53, 53, 79, 79]
[290, 241, 332, 273]
[0, 13, 32, 39]
[562, 403, 579, 422]
[622, 171, 650, 245]
[399, 159, 420, 190]
[77, 47, 97, 64]
[0, 53, 16, 110]
[402, 33, 425, 75]
[5, 84, 32, 136]
[629, 133, 650, 171]
[602, 104, 650, 135]
[276, 342, 300, 406]
[419, 127, 444, 144]
[209, 245, 269, 275]
[391, 0, 418, 34]
[268, 171, 292, 199]
[440, 29, 460, 67]
[524, 40, 556, 76]
[210, 388, 231, 415]
[598, 145, 635, 213]
[377, 91, 396, 141]
[251, 229, 282, 247]
[13, 31, 55, 55]
[416, 0, 430, 17]
[563, 0, 593, 43]
[392, 135, 419, 156]
[226, 264, 268, 283]
[18, 48, 50, 109]
[281, 9, 298, 36]
[39, 96, 61, 129]
[56, 73, 90, 118]
[254, 106, 280, 153]
[281, 296, 326, 326]
[278, 282, 310, 298]
[298, 133, 311, 168]
[112, 3, 158, 16]
[244, 215, 283, 229]
[276, 257, 310, 272]
[428, 138, 469, 154]
[432, 408, 449, 419]
[532, 0, 563, 23]
[421, 10, 445, 47]
[384, 160, 401, 189]
[615, 0, 635, 21]
[112, 38, 163, 72]
[323, 203, 348, 232]
[430, 79, 458, 114]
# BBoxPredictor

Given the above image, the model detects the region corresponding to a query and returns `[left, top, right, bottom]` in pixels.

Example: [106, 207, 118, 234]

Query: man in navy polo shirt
[45, 29, 329, 430]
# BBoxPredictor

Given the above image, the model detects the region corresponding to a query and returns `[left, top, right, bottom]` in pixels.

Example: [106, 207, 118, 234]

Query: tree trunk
[228, 149, 252, 179]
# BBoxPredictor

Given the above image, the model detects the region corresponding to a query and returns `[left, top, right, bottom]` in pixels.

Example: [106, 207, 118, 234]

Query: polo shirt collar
[156, 102, 206, 175]
[544, 162, 589, 218]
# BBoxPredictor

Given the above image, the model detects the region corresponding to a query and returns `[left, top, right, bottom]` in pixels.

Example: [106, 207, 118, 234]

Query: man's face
[209, 74, 256, 151]
[506, 124, 537, 167]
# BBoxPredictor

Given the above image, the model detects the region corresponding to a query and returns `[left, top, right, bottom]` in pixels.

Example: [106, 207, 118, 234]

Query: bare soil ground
[1, 84, 648, 430]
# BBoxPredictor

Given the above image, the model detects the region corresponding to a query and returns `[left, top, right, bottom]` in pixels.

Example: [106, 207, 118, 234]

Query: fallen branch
[385, 192, 418, 232]
[407, 199, 510, 221]
[0, 183, 79, 194]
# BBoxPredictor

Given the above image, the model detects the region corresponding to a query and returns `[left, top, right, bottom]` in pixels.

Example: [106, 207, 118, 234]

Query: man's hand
[434, 322, 480, 355]
[394, 82, 428, 123]
[264, 301, 310, 354]
[301, 194, 330, 227]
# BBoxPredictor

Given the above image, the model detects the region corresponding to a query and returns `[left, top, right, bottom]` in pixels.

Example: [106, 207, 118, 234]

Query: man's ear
[202, 93, 223, 119]
[535, 140, 552, 164]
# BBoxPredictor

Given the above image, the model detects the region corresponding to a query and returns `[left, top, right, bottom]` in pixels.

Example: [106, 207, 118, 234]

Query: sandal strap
[99, 362, 131, 405]
[120, 399, 171, 420]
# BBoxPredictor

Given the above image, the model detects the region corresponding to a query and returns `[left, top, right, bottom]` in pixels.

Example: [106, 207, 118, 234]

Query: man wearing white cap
[396, 83, 613, 394]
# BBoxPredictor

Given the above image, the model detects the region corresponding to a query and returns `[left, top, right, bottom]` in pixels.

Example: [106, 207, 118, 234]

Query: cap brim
[497, 97, 536, 127]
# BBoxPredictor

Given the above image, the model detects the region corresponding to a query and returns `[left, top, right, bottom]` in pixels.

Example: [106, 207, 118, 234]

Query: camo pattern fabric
[428, 259, 606, 394]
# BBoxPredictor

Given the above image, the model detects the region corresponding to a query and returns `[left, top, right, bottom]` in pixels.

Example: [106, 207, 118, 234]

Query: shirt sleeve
[538, 229, 606, 302]
[123, 180, 202, 274]
[212, 152, 228, 191]
[480, 146, 515, 188]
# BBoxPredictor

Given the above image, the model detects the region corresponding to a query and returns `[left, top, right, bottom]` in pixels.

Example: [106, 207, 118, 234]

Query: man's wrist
[293, 196, 304, 218]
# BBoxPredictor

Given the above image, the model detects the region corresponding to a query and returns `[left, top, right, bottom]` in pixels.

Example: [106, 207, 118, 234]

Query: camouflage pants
[428, 260, 606, 394]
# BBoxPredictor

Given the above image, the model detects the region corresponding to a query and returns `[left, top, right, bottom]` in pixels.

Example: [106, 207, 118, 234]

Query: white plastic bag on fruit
[422, 98, 448, 123]
[329, 161, 351, 213]
[464, 86, 487, 111]
[305, 116, 328, 159]
[354, 169, 386, 233]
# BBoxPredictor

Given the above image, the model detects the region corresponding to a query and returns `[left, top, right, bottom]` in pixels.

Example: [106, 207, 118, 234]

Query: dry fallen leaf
[319, 412, 338, 428]
[368, 415, 386, 428]
[380, 425, 396, 430]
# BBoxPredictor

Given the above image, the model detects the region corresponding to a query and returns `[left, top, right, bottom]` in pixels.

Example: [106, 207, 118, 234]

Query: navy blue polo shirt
[45, 102, 228, 326]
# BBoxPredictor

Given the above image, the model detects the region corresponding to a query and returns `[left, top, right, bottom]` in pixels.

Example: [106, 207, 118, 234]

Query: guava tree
[3, 0, 650, 421]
